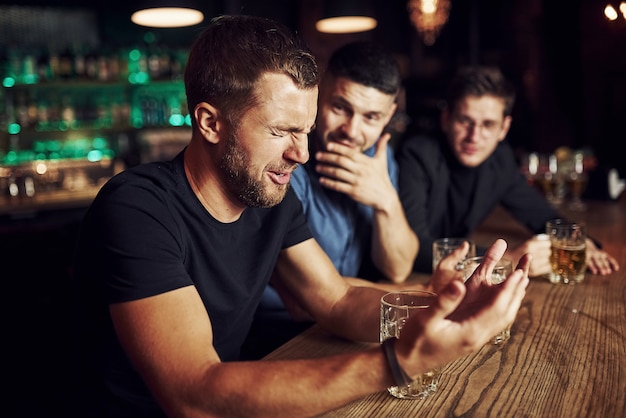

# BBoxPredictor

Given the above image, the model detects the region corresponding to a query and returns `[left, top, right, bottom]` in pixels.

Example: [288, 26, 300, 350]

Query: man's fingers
[500, 267, 530, 320]
[438, 241, 470, 271]
[377, 132, 391, 148]
[374, 133, 391, 158]
[516, 253, 532, 275]
[481, 239, 508, 265]
[432, 279, 466, 319]
[452, 241, 471, 261]
[468, 239, 507, 284]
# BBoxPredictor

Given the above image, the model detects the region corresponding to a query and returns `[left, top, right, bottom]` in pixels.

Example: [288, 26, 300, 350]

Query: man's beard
[219, 133, 289, 208]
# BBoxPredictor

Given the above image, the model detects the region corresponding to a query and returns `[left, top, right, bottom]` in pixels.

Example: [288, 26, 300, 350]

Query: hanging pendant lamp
[131, 1, 204, 28]
[315, 0, 377, 34]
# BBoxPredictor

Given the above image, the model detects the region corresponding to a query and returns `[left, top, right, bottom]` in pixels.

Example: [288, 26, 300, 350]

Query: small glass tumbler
[380, 290, 442, 399]
[432, 238, 476, 272]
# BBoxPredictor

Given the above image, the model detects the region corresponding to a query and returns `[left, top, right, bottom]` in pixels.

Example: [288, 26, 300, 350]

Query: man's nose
[467, 123, 482, 141]
[286, 134, 309, 164]
[340, 116, 360, 140]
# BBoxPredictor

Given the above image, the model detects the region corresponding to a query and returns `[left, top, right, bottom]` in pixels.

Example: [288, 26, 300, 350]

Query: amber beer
[549, 242, 586, 284]
[566, 175, 588, 198]
[546, 219, 587, 284]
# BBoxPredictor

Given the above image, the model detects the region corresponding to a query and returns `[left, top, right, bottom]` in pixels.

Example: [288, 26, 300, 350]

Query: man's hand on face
[315, 133, 397, 209]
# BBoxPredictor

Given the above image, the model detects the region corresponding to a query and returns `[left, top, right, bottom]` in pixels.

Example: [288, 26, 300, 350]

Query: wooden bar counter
[264, 193, 626, 418]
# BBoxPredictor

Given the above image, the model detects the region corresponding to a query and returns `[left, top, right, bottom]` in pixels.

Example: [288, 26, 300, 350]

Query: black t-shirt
[70, 150, 312, 417]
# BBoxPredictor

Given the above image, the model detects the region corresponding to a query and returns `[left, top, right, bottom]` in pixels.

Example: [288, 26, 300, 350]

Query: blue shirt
[255, 141, 398, 322]
[291, 142, 399, 276]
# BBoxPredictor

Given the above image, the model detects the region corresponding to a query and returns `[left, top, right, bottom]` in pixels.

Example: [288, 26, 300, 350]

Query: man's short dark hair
[325, 41, 401, 97]
[184, 15, 320, 127]
[446, 66, 516, 116]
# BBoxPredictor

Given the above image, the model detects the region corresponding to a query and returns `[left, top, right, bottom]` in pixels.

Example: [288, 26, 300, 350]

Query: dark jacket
[396, 135, 560, 273]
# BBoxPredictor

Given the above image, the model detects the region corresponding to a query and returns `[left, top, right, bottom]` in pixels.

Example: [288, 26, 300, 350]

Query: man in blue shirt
[244, 41, 419, 359]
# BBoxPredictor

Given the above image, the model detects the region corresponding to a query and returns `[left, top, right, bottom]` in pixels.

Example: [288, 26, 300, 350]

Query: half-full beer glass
[546, 219, 587, 284]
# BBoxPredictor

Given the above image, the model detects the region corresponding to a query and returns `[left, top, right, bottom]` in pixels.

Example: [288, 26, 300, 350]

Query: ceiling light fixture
[131, 2, 204, 28]
[604, 2, 626, 21]
[315, 0, 377, 34]
[407, 0, 451, 46]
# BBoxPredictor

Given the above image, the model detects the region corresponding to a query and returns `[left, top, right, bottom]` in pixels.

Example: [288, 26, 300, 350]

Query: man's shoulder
[397, 135, 441, 155]
[96, 160, 182, 207]
[493, 140, 515, 157]
[396, 135, 444, 169]
[487, 141, 518, 171]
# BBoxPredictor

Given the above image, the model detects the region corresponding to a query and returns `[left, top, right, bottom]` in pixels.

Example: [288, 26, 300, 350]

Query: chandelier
[407, 0, 451, 46]
[604, 2, 626, 21]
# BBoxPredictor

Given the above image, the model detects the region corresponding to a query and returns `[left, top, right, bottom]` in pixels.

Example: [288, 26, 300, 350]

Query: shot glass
[380, 290, 441, 399]
[463, 256, 514, 345]
[546, 219, 587, 284]
[432, 238, 476, 272]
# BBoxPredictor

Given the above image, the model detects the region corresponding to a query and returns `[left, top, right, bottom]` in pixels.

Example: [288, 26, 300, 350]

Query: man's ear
[383, 102, 398, 126]
[498, 115, 513, 142]
[194, 102, 222, 144]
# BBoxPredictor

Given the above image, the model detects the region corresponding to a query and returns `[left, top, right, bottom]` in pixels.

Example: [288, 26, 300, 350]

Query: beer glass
[546, 219, 587, 284]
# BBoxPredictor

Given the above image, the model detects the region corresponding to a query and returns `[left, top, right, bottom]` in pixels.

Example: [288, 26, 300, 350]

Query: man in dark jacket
[397, 66, 619, 276]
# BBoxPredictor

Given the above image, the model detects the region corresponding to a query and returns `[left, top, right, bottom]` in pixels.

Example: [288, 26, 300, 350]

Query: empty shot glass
[432, 238, 476, 272]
